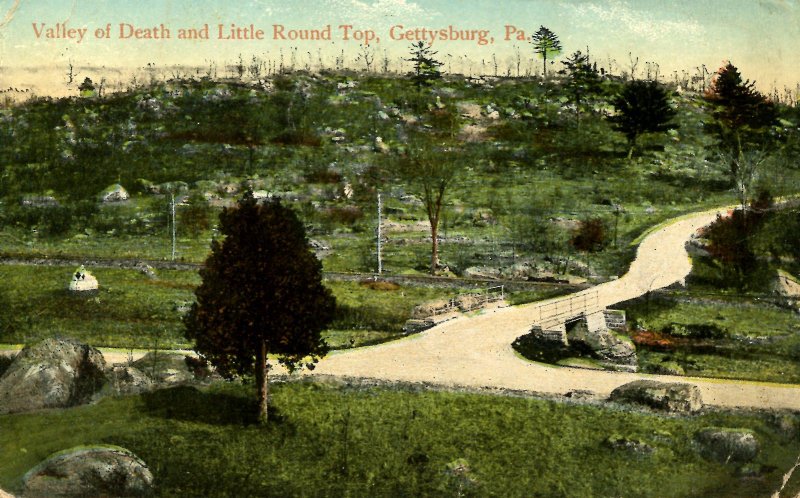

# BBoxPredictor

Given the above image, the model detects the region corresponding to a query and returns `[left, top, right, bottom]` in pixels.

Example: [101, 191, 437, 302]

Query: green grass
[1, 380, 798, 497]
[621, 293, 800, 383]
[0, 265, 457, 349]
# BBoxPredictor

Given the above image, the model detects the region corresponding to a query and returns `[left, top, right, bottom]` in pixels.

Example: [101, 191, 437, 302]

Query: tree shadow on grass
[140, 385, 288, 427]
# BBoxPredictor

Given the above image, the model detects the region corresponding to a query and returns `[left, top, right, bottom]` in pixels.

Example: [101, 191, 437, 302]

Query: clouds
[320, 0, 437, 25]
[564, 0, 702, 40]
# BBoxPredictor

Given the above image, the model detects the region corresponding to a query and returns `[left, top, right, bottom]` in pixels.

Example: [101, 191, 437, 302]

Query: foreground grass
[1, 381, 798, 497]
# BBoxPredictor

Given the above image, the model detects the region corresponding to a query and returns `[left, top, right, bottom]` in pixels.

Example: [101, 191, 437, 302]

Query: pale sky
[0, 0, 798, 96]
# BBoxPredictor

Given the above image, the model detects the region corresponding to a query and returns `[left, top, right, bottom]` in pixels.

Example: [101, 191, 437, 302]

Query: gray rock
[610, 380, 703, 413]
[566, 319, 638, 371]
[135, 262, 157, 280]
[695, 428, 760, 464]
[99, 184, 129, 203]
[107, 365, 155, 395]
[501, 262, 538, 280]
[604, 434, 655, 456]
[463, 266, 501, 279]
[23, 445, 153, 497]
[132, 352, 196, 385]
[0, 339, 107, 414]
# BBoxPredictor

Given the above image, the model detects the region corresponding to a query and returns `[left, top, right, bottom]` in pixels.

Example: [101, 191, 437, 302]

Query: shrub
[570, 218, 607, 252]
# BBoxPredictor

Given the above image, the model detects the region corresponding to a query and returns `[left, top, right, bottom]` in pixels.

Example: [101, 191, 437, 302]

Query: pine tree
[530, 26, 562, 78]
[608, 80, 677, 158]
[184, 193, 335, 423]
[559, 51, 603, 124]
[407, 41, 444, 89]
[704, 62, 777, 153]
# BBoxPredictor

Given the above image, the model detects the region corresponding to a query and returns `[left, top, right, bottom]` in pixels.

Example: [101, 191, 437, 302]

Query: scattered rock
[773, 269, 800, 309]
[22, 445, 154, 498]
[99, 184, 129, 203]
[604, 434, 655, 456]
[610, 380, 703, 413]
[565, 389, 596, 400]
[403, 318, 436, 334]
[0, 338, 107, 414]
[463, 266, 501, 279]
[377, 110, 390, 120]
[20, 195, 59, 208]
[68, 265, 99, 292]
[132, 352, 196, 386]
[107, 365, 155, 395]
[411, 299, 452, 319]
[135, 262, 157, 280]
[501, 262, 538, 280]
[695, 428, 760, 464]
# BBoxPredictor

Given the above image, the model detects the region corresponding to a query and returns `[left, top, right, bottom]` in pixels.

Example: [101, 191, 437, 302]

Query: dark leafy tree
[702, 191, 772, 289]
[530, 26, 562, 78]
[608, 80, 677, 158]
[407, 41, 443, 89]
[559, 51, 603, 124]
[704, 62, 777, 153]
[184, 193, 335, 423]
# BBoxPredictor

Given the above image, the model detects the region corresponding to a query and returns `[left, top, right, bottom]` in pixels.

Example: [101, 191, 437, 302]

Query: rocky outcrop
[610, 380, 703, 413]
[22, 446, 153, 497]
[131, 352, 198, 386]
[566, 319, 638, 372]
[107, 365, 155, 395]
[0, 339, 107, 414]
[99, 184, 129, 203]
[695, 428, 760, 464]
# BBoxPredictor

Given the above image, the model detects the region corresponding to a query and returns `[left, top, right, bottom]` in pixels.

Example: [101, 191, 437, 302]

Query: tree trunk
[430, 217, 440, 274]
[255, 339, 269, 423]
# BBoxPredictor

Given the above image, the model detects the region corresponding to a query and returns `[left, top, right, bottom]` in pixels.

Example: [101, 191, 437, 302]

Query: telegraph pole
[171, 192, 177, 261]
[377, 192, 382, 274]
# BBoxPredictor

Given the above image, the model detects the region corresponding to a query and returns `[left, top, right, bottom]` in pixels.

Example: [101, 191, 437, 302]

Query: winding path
[301, 206, 800, 411]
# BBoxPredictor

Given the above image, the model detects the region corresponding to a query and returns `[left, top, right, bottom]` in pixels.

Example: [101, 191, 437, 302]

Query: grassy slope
[1, 381, 798, 497]
[0, 265, 463, 349]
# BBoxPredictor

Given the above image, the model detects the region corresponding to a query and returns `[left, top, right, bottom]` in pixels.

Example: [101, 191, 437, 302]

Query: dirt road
[301, 206, 800, 410]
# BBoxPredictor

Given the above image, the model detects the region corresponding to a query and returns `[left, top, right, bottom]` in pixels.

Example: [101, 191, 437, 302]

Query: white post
[171, 192, 176, 261]
[377, 192, 383, 275]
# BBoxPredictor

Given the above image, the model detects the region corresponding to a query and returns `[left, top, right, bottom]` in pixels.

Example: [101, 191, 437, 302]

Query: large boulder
[610, 380, 703, 413]
[0, 339, 107, 414]
[695, 428, 760, 464]
[22, 445, 153, 497]
[566, 319, 638, 372]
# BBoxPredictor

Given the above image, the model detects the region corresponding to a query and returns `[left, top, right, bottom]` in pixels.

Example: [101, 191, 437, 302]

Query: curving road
[300, 206, 800, 411]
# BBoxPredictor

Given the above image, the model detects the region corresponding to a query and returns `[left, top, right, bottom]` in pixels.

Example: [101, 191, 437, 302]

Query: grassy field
[620, 291, 800, 383]
[1, 380, 798, 497]
[0, 264, 507, 350]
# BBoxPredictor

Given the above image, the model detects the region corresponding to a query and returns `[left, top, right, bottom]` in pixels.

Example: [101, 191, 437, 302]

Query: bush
[570, 218, 607, 252]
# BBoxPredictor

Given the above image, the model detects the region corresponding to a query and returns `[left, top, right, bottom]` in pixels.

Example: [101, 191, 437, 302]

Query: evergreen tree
[407, 41, 444, 89]
[530, 26, 562, 78]
[184, 193, 335, 423]
[704, 62, 777, 153]
[608, 80, 677, 158]
[559, 51, 603, 124]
